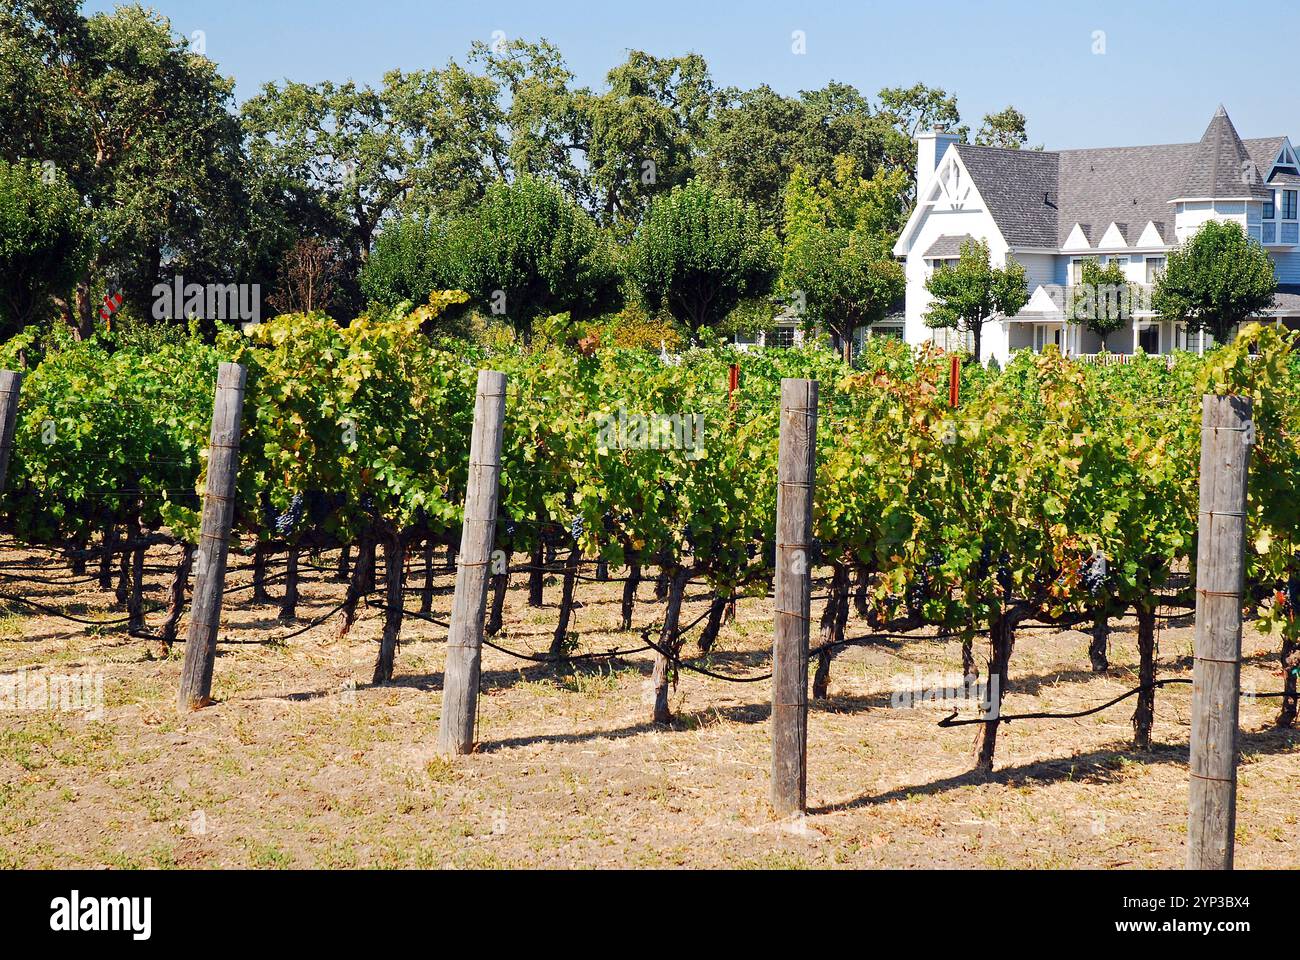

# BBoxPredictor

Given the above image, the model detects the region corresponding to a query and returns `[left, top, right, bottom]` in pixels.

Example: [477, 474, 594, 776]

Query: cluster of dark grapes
[1079, 552, 1108, 595]
[500, 510, 517, 540]
[569, 514, 585, 542]
[274, 492, 304, 536]
[683, 523, 696, 551]
[996, 551, 1013, 595]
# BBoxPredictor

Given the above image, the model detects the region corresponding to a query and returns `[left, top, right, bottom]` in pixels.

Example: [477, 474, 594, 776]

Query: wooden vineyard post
[438, 369, 507, 755]
[771, 377, 818, 817]
[1186, 393, 1252, 869]
[178, 363, 247, 711]
[0, 371, 23, 494]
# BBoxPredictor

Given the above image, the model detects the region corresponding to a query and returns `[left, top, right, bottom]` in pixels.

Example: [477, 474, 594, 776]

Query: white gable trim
[1270, 137, 1298, 174]
[1098, 222, 1129, 249]
[894, 148, 1005, 257]
[1136, 221, 1166, 247]
[1062, 223, 1092, 252]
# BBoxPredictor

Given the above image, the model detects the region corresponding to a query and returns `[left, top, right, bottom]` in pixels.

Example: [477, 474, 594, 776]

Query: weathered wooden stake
[1187, 393, 1252, 870]
[178, 363, 247, 711]
[771, 377, 818, 817]
[0, 370, 23, 493]
[438, 369, 507, 755]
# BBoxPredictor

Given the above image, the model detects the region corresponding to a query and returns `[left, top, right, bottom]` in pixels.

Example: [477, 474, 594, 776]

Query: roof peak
[1177, 105, 1272, 200]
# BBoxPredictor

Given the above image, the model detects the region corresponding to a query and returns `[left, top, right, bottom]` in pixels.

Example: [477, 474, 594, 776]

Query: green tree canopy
[580, 50, 715, 224]
[0, 0, 246, 331]
[697, 83, 896, 231]
[1152, 220, 1277, 343]
[974, 106, 1029, 149]
[1067, 257, 1137, 338]
[0, 159, 90, 337]
[780, 158, 907, 358]
[923, 238, 1028, 360]
[430, 175, 619, 338]
[626, 180, 778, 331]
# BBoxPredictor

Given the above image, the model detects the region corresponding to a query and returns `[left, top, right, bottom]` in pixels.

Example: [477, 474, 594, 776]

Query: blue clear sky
[86, 0, 1299, 149]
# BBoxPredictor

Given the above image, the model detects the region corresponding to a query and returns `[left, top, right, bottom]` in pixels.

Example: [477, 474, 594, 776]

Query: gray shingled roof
[951, 145, 1058, 247]
[1274, 284, 1300, 313]
[1179, 106, 1273, 201]
[950, 109, 1287, 250]
[921, 234, 977, 258]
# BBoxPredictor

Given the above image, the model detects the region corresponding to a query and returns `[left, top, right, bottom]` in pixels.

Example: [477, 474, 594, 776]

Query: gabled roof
[1056, 142, 1192, 245]
[951, 145, 1058, 247]
[935, 108, 1287, 252]
[921, 234, 976, 258]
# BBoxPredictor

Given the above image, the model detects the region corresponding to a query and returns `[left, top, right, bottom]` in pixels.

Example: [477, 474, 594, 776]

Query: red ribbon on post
[728, 363, 739, 412]
[949, 354, 960, 409]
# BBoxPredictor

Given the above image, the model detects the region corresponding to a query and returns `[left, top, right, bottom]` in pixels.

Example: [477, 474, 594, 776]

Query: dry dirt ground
[0, 544, 1296, 869]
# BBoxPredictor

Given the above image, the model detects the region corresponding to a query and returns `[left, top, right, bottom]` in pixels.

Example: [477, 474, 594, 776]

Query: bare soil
[1, 545, 1296, 869]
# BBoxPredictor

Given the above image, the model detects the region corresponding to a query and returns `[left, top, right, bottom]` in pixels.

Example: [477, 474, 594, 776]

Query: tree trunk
[115, 549, 130, 605]
[252, 541, 272, 604]
[961, 635, 976, 680]
[73, 281, 94, 340]
[550, 545, 581, 658]
[126, 539, 146, 634]
[650, 568, 690, 724]
[974, 610, 1015, 774]
[98, 524, 117, 590]
[1279, 633, 1298, 728]
[372, 534, 404, 683]
[595, 556, 609, 581]
[361, 538, 376, 594]
[1088, 604, 1110, 672]
[853, 563, 870, 619]
[698, 593, 728, 654]
[419, 538, 435, 615]
[620, 562, 641, 630]
[1132, 602, 1157, 750]
[445, 540, 457, 571]
[278, 543, 300, 622]
[528, 540, 545, 607]
[336, 531, 375, 639]
[158, 544, 194, 652]
[336, 543, 351, 582]
[812, 563, 850, 698]
[487, 570, 508, 636]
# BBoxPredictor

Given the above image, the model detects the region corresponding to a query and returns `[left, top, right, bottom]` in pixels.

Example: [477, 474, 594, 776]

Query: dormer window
[1284, 190, 1298, 220]
[1264, 192, 1276, 220]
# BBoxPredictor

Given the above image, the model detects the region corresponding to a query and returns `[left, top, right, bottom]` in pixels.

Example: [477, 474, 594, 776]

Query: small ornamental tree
[437, 175, 620, 340]
[1068, 258, 1139, 341]
[627, 180, 778, 331]
[1152, 219, 1276, 344]
[0, 159, 91, 338]
[780, 159, 907, 361]
[923, 238, 1028, 361]
[359, 217, 450, 311]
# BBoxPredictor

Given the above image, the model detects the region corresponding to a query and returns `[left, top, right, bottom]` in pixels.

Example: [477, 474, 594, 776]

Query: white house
[892, 106, 1300, 365]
